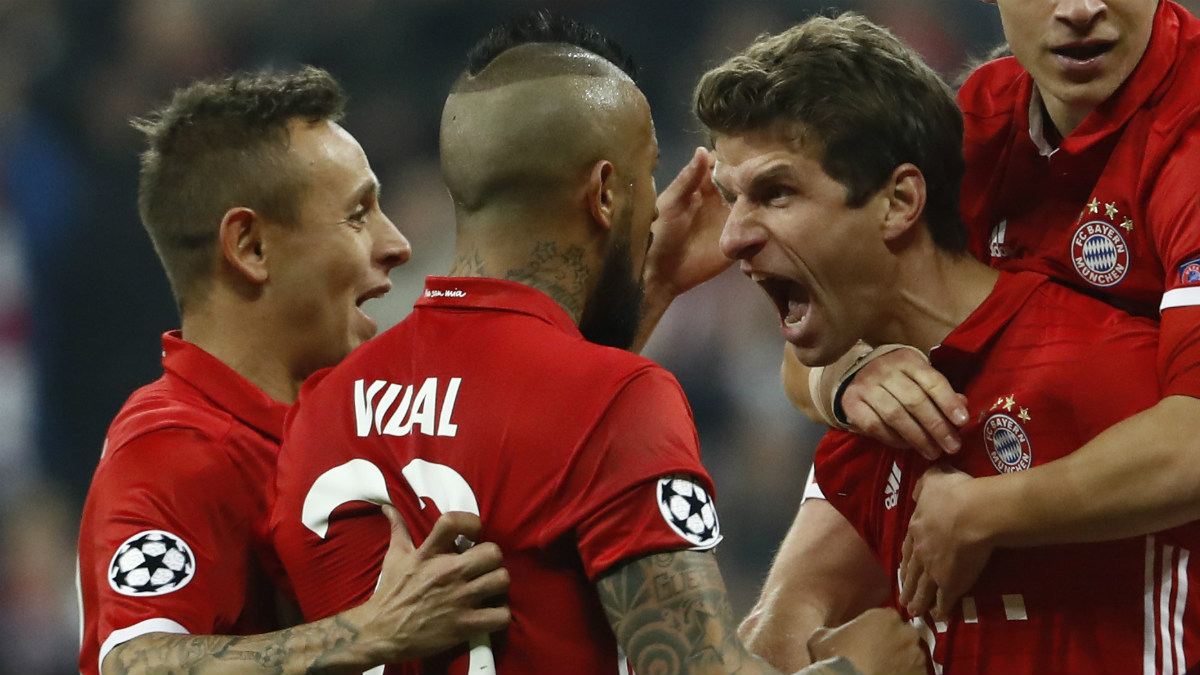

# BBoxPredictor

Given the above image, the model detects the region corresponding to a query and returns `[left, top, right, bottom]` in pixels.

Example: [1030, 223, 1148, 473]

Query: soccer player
[697, 13, 1200, 672]
[76, 67, 511, 675]
[270, 13, 925, 675]
[781, 0, 1200, 626]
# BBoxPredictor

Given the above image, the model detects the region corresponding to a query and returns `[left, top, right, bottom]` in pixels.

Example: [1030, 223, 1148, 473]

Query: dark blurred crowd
[0, 1, 1023, 672]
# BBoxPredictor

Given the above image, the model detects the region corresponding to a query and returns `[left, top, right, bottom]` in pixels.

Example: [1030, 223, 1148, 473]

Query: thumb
[418, 510, 483, 560]
[381, 503, 415, 556]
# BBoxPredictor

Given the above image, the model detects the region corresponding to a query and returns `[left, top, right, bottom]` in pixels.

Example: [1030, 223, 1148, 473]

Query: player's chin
[352, 308, 380, 342]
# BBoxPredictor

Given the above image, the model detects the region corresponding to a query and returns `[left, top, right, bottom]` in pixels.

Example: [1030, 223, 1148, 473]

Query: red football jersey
[815, 272, 1200, 674]
[958, 0, 1200, 397]
[77, 332, 291, 675]
[271, 277, 721, 675]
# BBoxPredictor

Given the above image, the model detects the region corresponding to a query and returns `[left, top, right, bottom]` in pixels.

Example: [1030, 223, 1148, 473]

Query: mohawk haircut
[465, 9, 637, 80]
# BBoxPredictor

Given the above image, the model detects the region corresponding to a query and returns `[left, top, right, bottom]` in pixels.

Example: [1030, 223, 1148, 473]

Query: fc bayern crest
[1071, 221, 1129, 287]
[983, 414, 1033, 474]
[108, 530, 196, 597]
[657, 476, 722, 549]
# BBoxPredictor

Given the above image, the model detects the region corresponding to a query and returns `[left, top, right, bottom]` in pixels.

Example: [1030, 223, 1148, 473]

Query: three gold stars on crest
[1084, 197, 1134, 232]
[978, 393, 1032, 423]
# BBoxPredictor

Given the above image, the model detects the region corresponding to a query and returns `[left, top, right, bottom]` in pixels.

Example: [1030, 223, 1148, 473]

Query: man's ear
[586, 159, 617, 231]
[881, 163, 926, 243]
[218, 207, 270, 284]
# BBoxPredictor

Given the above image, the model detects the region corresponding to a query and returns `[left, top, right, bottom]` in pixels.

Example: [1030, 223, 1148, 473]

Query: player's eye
[759, 186, 794, 207]
[342, 208, 369, 229]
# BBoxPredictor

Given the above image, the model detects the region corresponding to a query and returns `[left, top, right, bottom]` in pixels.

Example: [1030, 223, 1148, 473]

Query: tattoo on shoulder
[596, 550, 766, 674]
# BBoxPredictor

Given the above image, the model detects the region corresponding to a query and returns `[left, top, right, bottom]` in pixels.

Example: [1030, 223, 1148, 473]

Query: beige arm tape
[831, 343, 929, 428]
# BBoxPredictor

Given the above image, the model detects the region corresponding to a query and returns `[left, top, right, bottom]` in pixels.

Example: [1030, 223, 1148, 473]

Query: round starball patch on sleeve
[108, 530, 197, 596]
[657, 475, 722, 550]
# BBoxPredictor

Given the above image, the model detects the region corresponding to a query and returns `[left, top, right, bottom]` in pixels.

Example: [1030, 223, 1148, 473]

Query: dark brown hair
[695, 13, 967, 252]
[133, 66, 347, 309]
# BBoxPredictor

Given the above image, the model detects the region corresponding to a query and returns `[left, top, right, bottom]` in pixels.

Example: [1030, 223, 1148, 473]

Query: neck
[180, 295, 304, 404]
[449, 215, 600, 323]
[1037, 86, 1092, 139]
[871, 247, 999, 354]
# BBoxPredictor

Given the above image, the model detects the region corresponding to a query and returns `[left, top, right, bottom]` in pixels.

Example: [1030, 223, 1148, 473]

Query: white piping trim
[1160, 287, 1200, 311]
[1175, 549, 1190, 674]
[1146, 535, 1157, 675]
[98, 618, 189, 675]
[1161, 545, 1176, 675]
[802, 465, 826, 502]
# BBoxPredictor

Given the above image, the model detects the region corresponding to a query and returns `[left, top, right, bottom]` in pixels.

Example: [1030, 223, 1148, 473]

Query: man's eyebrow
[347, 177, 381, 209]
[745, 164, 794, 191]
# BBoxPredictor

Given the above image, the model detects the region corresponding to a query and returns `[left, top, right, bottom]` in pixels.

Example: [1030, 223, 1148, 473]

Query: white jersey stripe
[1160, 287, 1200, 311]
[802, 465, 825, 502]
[1175, 549, 1190, 674]
[1147, 535, 1158, 675]
[1161, 544, 1177, 675]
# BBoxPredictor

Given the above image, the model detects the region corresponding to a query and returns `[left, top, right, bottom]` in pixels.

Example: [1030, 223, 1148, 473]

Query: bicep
[595, 550, 775, 675]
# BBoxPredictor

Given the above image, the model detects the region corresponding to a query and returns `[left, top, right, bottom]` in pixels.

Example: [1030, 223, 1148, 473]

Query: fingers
[898, 529, 937, 618]
[455, 541, 505, 580]
[658, 147, 707, 204]
[898, 531, 918, 607]
[931, 588, 951, 624]
[843, 356, 967, 460]
[459, 605, 513, 636]
[905, 571, 938, 618]
[418, 510, 484, 559]
[381, 503, 415, 556]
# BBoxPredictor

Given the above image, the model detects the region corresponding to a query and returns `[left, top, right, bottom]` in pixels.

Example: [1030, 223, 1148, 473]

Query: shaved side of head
[440, 43, 649, 222]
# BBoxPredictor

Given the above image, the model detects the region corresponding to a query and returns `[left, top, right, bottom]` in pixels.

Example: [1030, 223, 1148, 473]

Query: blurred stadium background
[2, 1, 1187, 672]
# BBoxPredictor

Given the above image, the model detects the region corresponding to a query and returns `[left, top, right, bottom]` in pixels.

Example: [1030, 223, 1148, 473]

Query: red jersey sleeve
[80, 429, 262, 665]
[1150, 129, 1200, 398]
[545, 368, 721, 580]
[1066, 316, 1162, 440]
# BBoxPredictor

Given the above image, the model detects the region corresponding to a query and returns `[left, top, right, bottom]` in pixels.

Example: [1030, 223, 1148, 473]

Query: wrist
[331, 601, 397, 668]
[954, 476, 1003, 548]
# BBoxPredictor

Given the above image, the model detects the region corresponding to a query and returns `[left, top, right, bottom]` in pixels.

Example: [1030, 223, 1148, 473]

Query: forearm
[632, 289, 672, 354]
[741, 500, 888, 672]
[598, 551, 779, 674]
[101, 604, 386, 675]
[965, 395, 1200, 547]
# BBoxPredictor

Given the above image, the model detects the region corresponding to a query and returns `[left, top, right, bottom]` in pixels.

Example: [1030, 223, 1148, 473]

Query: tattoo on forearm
[102, 614, 365, 675]
[504, 241, 587, 319]
[597, 551, 771, 675]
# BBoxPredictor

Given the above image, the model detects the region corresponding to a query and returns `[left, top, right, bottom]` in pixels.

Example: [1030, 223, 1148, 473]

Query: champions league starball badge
[108, 530, 197, 596]
[657, 476, 722, 549]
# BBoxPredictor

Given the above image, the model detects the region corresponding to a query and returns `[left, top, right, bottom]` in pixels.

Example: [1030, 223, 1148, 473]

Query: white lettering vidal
[353, 377, 462, 438]
[438, 378, 462, 437]
[354, 380, 387, 437]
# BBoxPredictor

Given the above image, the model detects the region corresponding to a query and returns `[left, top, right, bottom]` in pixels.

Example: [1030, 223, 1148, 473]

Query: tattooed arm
[595, 550, 922, 675]
[102, 509, 510, 675]
[596, 550, 778, 675]
[103, 614, 389, 675]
